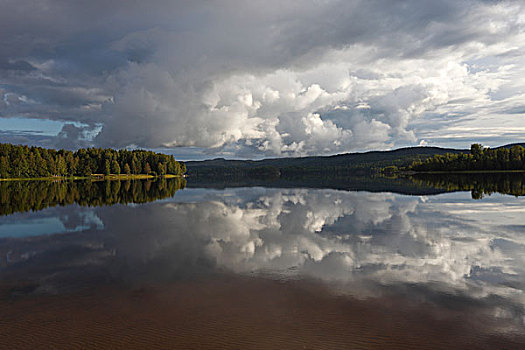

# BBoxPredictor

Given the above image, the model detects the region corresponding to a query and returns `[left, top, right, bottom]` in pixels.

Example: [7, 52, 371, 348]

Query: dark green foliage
[131, 155, 140, 174]
[111, 160, 121, 175]
[0, 178, 186, 216]
[157, 162, 166, 176]
[247, 166, 280, 178]
[0, 143, 186, 178]
[0, 156, 8, 178]
[409, 172, 525, 199]
[186, 146, 465, 179]
[104, 159, 111, 175]
[381, 165, 399, 176]
[409, 144, 525, 172]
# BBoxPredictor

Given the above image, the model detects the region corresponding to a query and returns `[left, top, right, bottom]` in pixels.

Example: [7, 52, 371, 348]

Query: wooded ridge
[407, 144, 525, 172]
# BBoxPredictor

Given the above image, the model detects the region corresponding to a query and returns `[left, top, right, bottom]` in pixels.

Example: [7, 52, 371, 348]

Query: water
[1, 178, 524, 348]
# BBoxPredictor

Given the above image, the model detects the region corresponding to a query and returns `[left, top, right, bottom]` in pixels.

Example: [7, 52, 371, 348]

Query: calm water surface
[1, 179, 525, 348]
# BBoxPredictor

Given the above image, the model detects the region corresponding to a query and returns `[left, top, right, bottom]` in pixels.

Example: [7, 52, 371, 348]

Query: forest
[0, 143, 186, 178]
[186, 146, 463, 178]
[408, 144, 525, 172]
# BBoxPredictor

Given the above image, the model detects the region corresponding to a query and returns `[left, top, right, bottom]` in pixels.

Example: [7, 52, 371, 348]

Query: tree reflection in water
[0, 178, 186, 215]
[409, 172, 525, 199]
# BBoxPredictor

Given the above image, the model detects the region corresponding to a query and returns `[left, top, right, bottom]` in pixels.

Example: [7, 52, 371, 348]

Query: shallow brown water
[1, 275, 524, 349]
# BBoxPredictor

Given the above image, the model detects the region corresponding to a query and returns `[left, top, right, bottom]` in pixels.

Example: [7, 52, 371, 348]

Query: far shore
[0, 174, 184, 182]
[401, 169, 525, 175]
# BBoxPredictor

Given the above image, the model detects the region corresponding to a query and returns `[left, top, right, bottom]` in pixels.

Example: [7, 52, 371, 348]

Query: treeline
[188, 164, 391, 179]
[186, 146, 463, 178]
[409, 144, 525, 172]
[409, 173, 525, 199]
[0, 178, 186, 216]
[0, 143, 186, 178]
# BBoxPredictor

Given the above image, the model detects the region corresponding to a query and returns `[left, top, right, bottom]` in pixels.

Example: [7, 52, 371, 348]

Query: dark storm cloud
[1, 1, 525, 155]
[0, 59, 36, 72]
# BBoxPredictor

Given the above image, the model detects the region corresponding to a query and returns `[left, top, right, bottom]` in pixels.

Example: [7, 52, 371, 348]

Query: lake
[1, 178, 525, 348]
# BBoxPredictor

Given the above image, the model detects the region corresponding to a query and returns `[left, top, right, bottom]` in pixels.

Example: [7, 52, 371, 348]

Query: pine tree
[0, 156, 9, 178]
[104, 159, 111, 175]
[111, 160, 121, 175]
[157, 162, 166, 175]
[57, 156, 67, 176]
[81, 163, 92, 176]
[132, 155, 141, 174]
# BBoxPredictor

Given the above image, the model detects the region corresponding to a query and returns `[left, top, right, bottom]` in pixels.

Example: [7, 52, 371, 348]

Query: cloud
[0, 89, 6, 111]
[55, 123, 96, 149]
[1, 1, 525, 156]
[162, 188, 525, 326]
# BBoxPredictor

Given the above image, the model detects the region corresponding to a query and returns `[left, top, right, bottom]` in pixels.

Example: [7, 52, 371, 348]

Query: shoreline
[0, 174, 184, 182]
[397, 170, 525, 175]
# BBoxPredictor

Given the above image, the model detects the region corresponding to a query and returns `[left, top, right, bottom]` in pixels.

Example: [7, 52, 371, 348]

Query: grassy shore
[0, 174, 183, 182]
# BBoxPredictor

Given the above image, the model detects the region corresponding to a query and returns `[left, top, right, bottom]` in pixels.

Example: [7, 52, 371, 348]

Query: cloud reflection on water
[1, 188, 525, 327]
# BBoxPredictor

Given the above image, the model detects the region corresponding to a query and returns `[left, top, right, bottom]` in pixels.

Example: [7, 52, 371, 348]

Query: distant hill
[494, 143, 525, 149]
[186, 174, 450, 196]
[186, 146, 467, 177]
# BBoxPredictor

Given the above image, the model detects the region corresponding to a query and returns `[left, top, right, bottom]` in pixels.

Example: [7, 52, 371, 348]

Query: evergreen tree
[57, 156, 67, 176]
[0, 156, 9, 178]
[104, 159, 111, 175]
[34, 150, 48, 177]
[158, 162, 166, 175]
[46, 156, 56, 176]
[132, 155, 141, 174]
[111, 160, 121, 175]
[82, 164, 92, 176]
[66, 152, 77, 176]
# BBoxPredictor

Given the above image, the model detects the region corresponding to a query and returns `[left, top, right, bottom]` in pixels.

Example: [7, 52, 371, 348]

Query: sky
[1, 0, 525, 160]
